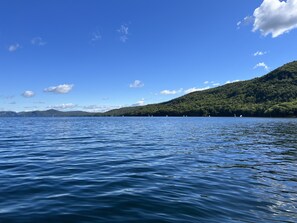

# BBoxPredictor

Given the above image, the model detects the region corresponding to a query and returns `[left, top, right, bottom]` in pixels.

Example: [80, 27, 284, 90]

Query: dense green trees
[105, 61, 297, 117]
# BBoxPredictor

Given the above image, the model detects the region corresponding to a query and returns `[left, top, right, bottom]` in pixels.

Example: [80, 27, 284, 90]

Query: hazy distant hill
[105, 61, 297, 117]
[19, 109, 96, 117]
[0, 111, 18, 117]
[0, 109, 95, 117]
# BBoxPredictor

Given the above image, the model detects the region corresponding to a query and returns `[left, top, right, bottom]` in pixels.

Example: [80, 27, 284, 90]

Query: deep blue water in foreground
[0, 117, 297, 223]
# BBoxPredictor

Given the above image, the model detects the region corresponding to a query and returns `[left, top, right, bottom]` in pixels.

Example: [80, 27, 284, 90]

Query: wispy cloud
[160, 88, 183, 95]
[253, 0, 297, 38]
[0, 95, 14, 100]
[253, 51, 267, 56]
[254, 62, 269, 71]
[82, 105, 101, 110]
[24, 106, 38, 110]
[184, 87, 210, 94]
[117, 24, 129, 43]
[225, 80, 240, 84]
[204, 81, 219, 86]
[237, 16, 254, 29]
[22, 90, 35, 98]
[8, 43, 21, 52]
[132, 98, 145, 106]
[34, 101, 45, 104]
[44, 84, 74, 94]
[48, 103, 76, 110]
[129, 80, 144, 88]
[91, 30, 102, 42]
[82, 105, 121, 112]
[31, 37, 47, 46]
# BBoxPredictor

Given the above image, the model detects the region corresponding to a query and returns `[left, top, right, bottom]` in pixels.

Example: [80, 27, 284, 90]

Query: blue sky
[1, 0, 297, 112]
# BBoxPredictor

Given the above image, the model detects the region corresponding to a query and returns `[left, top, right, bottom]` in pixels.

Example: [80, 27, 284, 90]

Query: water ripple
[0, 117, 297, 222]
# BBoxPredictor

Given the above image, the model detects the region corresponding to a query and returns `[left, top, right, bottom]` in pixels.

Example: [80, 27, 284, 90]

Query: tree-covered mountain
[105, 61, 297, 117]
[1, 61, 297, 117]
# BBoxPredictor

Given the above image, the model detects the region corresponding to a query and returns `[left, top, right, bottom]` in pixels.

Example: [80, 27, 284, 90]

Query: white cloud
[129, 80, 144, 88]
[31, 37, 46, 46]
[204, 81, 219, 85]
[225, 80, 240, 84]
[44, 84, 74, 94]
[160, 88, 183, 95]
[253, 0, 297, 37]
[212, 83, 220, 87]
[22, 90, 35, 98]
[132, 98, 145, 106]
[254, 62, 269, 70]
[49, 103, 76, 110]
[253, 51, 267, 56]
[184, 87, 210, 94]
[8, 43, 21, 52]
[118, 24, 129, 42]
[82, 105, 99, 110]
[82, 105, 120, 112]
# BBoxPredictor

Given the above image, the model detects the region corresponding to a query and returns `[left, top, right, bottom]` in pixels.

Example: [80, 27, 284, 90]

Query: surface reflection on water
[0, 117, 296, 222]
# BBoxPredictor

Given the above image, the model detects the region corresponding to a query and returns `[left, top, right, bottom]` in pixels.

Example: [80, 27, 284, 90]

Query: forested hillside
[105, 61, 297, 117]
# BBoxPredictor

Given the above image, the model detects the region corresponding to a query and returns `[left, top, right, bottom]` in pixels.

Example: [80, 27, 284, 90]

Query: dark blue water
[0, 117, 297, 222]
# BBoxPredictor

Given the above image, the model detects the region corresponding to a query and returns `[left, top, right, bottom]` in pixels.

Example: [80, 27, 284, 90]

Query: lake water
[0, 117, 297, 222]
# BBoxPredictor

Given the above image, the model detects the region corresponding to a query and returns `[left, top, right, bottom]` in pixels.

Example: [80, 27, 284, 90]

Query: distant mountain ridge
[1, 61, 297, 117]
[0, 109, 95, 117]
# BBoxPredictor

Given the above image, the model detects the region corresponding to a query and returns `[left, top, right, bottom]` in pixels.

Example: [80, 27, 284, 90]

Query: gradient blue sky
[1, 0, 297, 112]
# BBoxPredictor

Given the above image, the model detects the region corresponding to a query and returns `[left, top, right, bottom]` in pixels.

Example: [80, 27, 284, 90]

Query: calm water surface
[0, 117, 297, 222]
